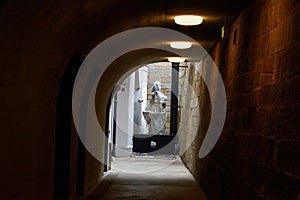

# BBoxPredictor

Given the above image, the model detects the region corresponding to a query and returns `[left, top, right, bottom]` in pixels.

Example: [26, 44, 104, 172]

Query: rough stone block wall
[179, 0, 300, 199]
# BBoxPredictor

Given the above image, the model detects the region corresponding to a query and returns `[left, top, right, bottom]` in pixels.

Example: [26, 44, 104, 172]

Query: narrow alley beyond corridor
[87, 156, 207, 200]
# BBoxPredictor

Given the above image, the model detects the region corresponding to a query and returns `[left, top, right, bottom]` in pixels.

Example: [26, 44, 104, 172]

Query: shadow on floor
[87, 156, 207, 200]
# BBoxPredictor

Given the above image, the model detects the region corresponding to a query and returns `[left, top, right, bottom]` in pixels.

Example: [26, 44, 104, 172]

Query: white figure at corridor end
[143, 81, 168, 135]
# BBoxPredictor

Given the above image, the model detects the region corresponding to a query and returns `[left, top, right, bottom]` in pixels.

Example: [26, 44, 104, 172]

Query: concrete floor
[87, 156, 207, 200]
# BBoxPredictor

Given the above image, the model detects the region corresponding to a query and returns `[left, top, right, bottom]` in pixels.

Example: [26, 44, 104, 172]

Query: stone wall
[179, 0, 300, 199]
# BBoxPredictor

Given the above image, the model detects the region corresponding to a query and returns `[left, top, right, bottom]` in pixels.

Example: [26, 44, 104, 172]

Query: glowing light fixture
[170, 41, 192, 49]
[221, 26, 225, 39]
[167, 57, 186, 63]
[174, 15, 203, 26]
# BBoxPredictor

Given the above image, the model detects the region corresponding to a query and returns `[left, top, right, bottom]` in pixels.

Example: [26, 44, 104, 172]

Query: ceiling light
[167, 57, 186, 63]
[170, 41, 192, 49]
[174, 15, 203, 26]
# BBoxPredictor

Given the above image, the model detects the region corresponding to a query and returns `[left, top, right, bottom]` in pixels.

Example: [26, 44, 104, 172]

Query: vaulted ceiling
[0, 0, 252, 93]
[80, 0, 252, 53]
[0, 0, 251, 55]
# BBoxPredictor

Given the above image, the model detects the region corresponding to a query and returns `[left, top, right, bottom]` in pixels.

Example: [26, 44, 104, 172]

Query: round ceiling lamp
[174, 15, 203, 26]
[167, 57, 186, 63]
[170, 41, 192, 49]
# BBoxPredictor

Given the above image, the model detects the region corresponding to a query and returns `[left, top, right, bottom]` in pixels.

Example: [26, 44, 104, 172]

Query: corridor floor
[87, 156, 207, 200]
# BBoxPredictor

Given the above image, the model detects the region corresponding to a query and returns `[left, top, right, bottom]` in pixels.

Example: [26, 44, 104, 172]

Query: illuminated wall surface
[179, 1, 300, 199]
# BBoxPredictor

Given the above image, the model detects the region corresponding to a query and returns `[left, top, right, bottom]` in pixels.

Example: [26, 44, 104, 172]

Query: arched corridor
[0, 0, 299, 199]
